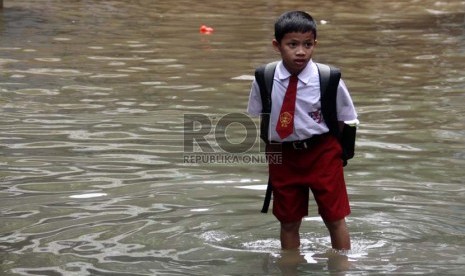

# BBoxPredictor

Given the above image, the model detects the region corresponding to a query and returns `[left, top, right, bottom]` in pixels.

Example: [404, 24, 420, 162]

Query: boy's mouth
[294, 59, 307, 66]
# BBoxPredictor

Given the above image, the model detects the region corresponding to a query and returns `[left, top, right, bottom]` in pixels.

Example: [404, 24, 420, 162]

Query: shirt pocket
[308, 102, 323, 124]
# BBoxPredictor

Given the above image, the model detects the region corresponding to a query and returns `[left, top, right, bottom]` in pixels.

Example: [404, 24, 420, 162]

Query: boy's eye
[305, 42, 314, 48]
[288, 42, 297, 48]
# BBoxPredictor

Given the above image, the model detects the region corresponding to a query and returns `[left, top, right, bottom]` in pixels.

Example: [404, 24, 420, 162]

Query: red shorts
[267, 134, 350, 223]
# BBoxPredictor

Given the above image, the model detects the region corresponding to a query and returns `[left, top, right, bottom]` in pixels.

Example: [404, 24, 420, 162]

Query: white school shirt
[247, 60, 358, 142]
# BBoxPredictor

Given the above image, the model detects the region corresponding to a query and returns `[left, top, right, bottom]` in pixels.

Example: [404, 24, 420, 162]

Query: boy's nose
[296, 47, 305, 55]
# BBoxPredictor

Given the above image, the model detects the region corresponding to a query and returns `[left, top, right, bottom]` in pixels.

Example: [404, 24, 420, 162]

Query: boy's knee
[280, 221, 301, 233]
[324, 218, 347, 231]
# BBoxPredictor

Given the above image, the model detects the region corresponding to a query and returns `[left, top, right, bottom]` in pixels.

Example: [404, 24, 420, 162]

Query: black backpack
[254, 61, 356, 213]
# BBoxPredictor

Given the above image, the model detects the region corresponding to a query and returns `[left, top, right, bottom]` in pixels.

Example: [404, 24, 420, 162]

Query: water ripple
[14, 68, 90, 76]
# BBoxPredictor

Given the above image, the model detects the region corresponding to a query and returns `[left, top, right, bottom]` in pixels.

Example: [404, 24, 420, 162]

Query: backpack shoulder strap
[264, 61, 278, 96]
[316, 62, 331, 95]
[315, 62, 341, 137]
[255, 61, 278, 114]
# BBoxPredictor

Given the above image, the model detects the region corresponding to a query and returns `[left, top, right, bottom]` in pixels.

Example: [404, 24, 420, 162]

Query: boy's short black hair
[274, 11, 317, 43]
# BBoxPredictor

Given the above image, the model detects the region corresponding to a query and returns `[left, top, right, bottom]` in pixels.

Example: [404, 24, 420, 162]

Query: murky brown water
[1, 0, 464, 275]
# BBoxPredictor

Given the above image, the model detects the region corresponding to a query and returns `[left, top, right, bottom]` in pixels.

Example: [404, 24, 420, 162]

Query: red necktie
[276, 75, 298, 139]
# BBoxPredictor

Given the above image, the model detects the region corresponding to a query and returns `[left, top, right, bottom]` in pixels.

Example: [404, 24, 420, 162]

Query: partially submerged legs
[279, 218, 350, 250]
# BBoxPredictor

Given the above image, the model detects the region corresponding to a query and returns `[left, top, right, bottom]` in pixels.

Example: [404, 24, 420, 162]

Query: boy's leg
[324, 218, 351, 250]
[280, 220, 302, 250]
[307, 135, 351, 250]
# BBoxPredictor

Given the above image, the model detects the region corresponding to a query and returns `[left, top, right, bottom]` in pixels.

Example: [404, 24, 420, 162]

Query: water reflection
[1, 0, 464, 275]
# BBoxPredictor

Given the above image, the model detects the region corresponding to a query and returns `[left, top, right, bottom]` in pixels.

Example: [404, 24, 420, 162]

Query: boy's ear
[272, 39, 280, 52]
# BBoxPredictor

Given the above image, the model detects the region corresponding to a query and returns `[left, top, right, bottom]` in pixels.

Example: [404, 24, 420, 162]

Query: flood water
[1, 0, 464, 275]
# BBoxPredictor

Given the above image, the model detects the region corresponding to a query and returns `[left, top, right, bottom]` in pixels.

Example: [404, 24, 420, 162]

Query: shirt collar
[275, 59, 316, 85]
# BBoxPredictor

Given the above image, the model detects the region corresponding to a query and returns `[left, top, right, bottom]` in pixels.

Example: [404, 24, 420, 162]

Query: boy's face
[273, 31, 317, 75]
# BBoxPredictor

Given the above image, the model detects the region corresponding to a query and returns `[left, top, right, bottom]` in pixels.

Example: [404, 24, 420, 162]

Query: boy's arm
[336, 79, 358, 124]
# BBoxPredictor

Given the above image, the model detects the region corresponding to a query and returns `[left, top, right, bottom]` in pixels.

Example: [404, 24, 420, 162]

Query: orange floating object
[200, 25, 214, 34]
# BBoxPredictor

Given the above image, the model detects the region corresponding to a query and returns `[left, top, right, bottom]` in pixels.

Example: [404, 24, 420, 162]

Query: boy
[247, 11, 357, 250]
